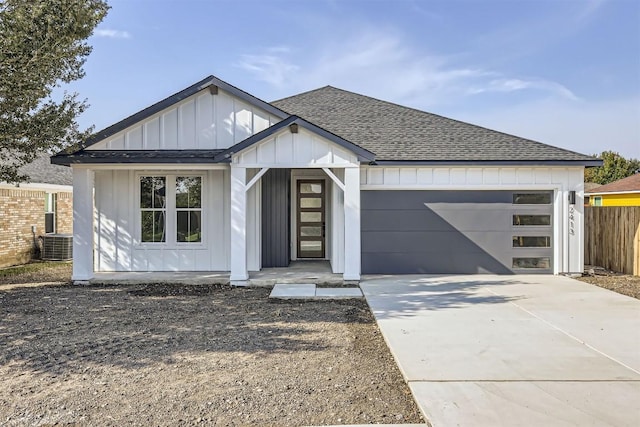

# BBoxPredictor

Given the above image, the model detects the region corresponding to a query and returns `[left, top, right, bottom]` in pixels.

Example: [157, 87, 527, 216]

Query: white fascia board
[585, 190, 640, 196]
[360, 184, 563, 190]
[0, 182, 73, 192]
[236, 162, 359, 169]
[70, 163, 229, 171]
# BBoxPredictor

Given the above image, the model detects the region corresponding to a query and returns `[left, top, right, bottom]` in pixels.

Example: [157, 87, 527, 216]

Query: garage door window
[513, 257, 550, 269]
[513, 214, 551, 226]
[513, 193, 552, 204]
[513, 236, 551, 248]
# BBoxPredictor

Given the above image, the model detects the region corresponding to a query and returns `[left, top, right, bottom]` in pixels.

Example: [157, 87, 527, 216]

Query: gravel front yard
[577, 267, 640, 300]
[0, 281, 424, 426]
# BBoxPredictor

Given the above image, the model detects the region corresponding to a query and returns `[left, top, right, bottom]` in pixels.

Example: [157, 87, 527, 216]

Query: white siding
[94, 169, 229, 272]
[87, 90, 280, 151]
[360, 165, 585, 275]
[236, 128, 359, 167]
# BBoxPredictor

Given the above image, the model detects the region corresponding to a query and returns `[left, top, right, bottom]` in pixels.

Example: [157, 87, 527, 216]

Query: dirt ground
[0, 261, 72, 286]
[577, 266, 640, 300]
[0, 281, 424, 426]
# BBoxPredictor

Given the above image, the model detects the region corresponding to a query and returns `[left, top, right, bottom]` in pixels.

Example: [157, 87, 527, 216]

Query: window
[44, 193, 56, 234]
[512, 257, 551, 269]
[593, 196, 602, 206]
[513, 192, 552, 204]
[139, 175, 203, 244]
[176, 177, 202, 243]
[513, 236, 551, 248]
[140, 177, 166, 243]
[513, 214, 551, 226]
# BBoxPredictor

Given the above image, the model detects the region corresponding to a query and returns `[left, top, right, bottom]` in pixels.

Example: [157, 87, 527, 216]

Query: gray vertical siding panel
[261, 169, 291, 267]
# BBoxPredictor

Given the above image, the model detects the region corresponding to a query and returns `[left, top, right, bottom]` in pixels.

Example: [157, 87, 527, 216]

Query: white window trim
[45, 193, 56, 234]
[135, 172, 206, 249]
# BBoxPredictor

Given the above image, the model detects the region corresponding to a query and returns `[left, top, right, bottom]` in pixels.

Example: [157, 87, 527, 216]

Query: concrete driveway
[361, 275, 640, 427]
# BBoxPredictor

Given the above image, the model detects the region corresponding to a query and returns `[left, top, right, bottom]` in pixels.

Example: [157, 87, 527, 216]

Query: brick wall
[56, 192, 73, 234]
[0, 188, 73, 268]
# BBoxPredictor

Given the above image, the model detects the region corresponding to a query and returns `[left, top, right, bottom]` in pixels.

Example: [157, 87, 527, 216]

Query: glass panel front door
[297, 180, 325, 258]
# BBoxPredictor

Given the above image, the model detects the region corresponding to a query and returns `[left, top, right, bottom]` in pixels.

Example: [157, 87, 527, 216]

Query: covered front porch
[68, 116, 374, 283]
[225, 116, 374, 283]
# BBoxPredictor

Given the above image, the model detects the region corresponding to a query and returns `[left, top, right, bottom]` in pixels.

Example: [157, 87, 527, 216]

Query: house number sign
[569, 205, 575, 236]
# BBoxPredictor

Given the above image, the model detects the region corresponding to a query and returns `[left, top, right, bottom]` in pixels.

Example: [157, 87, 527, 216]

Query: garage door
[361, 190, 553, 274]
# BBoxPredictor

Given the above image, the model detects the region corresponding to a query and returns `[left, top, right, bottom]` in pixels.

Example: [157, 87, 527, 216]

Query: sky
[67, 0, 639, 158]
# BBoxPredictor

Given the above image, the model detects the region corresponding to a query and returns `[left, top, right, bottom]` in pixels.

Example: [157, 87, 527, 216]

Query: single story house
[1, 153, 73, 268]
[52, 75, 600, 282]
[583, 182, 602, 206]
[585, 174, 640, 206]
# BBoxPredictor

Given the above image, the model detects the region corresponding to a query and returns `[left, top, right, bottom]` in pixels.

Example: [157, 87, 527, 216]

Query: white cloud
[575, 0, 608, 24]
[237, 30, 578, 107]
[469, 78, 579, 101]
[237, 51, 299, 87]
[236, 28, 638, 159]
[94, 29, 131, 39]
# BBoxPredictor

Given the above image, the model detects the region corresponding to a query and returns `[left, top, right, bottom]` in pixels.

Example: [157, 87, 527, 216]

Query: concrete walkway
[361, 275, 640, 427]
[269, 283, 363, 299]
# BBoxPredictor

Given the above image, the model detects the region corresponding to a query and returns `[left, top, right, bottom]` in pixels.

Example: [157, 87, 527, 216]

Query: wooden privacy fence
[584, 206, 640, 275]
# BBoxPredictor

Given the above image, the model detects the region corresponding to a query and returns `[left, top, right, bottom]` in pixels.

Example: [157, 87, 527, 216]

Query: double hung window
[139, 175, 202, 245]
[44, 193, 56, 234]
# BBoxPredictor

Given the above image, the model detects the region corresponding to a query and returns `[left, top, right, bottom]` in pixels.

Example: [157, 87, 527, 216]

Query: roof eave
[51, 150, 226, 166]
[371, 159, 603, 167]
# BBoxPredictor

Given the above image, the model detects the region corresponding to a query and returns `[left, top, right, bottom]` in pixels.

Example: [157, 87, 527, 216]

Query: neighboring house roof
[212, 115, 376, 163]
[272, 86, 600, 165]
[584, 182, 602, 193]
[586, 174, 640, 195]
[1, 152, 73, 186]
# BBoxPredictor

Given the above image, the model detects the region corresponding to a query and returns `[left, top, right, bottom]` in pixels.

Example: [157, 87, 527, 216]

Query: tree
[0, 0, 108, 183]
[584, 150, 640, 185]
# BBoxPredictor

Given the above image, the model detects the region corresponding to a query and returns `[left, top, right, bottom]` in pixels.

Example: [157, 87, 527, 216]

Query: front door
[297, 180, 325, 258]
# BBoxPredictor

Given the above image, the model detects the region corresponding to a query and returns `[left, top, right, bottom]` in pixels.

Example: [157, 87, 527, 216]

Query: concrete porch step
[269, 283, 363, 300]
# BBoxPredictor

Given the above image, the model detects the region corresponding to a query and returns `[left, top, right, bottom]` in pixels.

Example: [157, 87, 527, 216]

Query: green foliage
[584, 151, 640, 185]
[0, 0, 108, 183]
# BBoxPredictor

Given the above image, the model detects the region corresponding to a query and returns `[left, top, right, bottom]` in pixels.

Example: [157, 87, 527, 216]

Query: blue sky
[69, 0, 639, 158]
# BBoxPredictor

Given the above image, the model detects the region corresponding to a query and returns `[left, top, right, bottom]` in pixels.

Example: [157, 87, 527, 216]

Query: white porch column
[72, 167, 94, 283]
[230, 166, 248, 281]
[343, 167, 361, 281]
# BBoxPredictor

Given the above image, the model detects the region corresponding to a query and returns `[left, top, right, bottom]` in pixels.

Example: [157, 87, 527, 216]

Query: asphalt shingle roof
[586, 174, 640, 194]
[6, 152, 73, 186]
[272, 86, 597, 163]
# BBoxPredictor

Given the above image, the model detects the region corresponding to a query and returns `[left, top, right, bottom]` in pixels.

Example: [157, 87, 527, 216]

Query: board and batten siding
[87, 89, 280, 151]
[360, 166, 585, 275]
[94, 169, 231, 272]
[235, 127, 359, 168]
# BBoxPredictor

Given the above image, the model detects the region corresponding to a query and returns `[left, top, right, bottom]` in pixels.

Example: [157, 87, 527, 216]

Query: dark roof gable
[272, 86, 599, 164]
